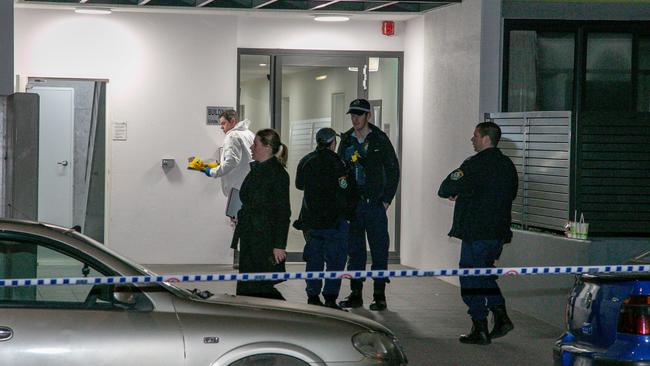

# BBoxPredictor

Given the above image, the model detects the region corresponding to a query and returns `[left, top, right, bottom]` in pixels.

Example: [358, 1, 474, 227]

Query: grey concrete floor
[148, 263, 562, 366]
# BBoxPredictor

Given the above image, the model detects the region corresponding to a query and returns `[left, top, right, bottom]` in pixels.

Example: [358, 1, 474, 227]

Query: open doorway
[238, 50, 403, 262]
[26, 78, 107, 243]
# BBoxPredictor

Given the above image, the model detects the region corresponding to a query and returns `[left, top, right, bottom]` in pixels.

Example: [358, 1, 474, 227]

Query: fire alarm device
[382, 21, 395, 36]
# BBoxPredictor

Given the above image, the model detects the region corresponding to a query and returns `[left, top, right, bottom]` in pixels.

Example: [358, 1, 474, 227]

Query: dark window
[507, 31, 575, 112]
[637, 37, 650, 112]
[0, 237, 148, 310]
[585, 33, 633, 111]
[503, 21, 650, 236]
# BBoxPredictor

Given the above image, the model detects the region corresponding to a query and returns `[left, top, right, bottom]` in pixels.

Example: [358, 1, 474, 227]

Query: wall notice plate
[112, 122, 127, 141]
[207, 106, 233, 125]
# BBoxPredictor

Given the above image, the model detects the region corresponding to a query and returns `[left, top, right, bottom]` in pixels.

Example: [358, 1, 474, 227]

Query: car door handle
[0, 327, 13, 341]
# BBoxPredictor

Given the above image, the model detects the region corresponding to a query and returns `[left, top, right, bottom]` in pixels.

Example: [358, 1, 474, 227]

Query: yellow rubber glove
[187, 156, 205, 171]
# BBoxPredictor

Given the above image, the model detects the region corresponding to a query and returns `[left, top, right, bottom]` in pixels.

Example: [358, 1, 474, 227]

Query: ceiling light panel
[74, 7, 112, 15]
[313, 15, 349, 22]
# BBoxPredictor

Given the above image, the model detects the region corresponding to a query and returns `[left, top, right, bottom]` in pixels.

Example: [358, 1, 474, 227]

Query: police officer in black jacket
[295, 128, 355, 310]
[337, 99, 400, 311]
[438, 121, 519, 345]
[231, 129, 290, 300]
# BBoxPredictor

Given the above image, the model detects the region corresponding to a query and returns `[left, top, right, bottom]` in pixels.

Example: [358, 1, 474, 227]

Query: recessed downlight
[313, 15, 349, 22]
[74, 7, 112, 15]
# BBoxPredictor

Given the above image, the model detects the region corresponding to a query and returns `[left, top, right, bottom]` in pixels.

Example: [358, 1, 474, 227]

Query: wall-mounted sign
[112, 122, 127, 141]
[207, 106, 233, 125]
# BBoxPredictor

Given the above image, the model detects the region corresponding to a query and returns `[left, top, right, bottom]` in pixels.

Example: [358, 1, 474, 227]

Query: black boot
[490, 305, 514, 339]
[369, 294, 387, 311]
[459, 319, 491, 345]
[369, 282, 387, 311]
[339, 280, 363, 308]
[307, 295, 323, 306]
[323, 294, 347, 311]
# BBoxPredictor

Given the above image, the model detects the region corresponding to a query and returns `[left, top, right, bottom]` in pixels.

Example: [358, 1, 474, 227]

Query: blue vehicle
[554, 251, 650, 365]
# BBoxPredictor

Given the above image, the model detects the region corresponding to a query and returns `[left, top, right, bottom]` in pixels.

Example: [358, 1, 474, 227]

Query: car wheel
[229, 354, 309, 366]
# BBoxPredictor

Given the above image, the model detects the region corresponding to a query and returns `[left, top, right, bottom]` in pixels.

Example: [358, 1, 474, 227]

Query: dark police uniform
[338, 122, 400, 307]
[295, 146, 355, 305]
[438, 147, 518, 321]
[231, 156, 291, 300]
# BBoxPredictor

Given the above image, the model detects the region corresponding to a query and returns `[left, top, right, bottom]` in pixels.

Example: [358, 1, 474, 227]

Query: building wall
[497, 0, 650, 327]
[0, 1, 13, 96]
[401, 0, 487, 283]
[0, 96, 5, 213]
[0, 3, 12, 215]
[14, 8, 405, 264]
[236, 15, 405, 52]
[401, 15, 425, 270]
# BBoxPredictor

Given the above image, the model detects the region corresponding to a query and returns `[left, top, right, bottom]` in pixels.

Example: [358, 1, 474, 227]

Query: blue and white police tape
[0, 264, 648, 288]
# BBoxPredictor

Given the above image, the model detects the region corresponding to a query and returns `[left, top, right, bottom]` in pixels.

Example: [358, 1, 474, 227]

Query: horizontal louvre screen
[487, 111, 571, 232]
[578, 112, 650, 234]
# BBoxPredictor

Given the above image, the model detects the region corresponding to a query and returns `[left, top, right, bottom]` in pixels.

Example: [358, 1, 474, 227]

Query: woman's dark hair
[256, 129, 288, 167]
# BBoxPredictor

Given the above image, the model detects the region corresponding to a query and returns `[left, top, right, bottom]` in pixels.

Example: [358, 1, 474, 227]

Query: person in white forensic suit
[205, 109, 255, 198]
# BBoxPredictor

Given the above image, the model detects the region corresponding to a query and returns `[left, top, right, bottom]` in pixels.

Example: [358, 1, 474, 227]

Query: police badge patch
[450, 169, 464, 181]
[339, 176, 348, 189]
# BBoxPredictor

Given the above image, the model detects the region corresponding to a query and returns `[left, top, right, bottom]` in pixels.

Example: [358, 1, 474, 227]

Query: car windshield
[632, 250, 650, 264]
[63, 228, 194, 298]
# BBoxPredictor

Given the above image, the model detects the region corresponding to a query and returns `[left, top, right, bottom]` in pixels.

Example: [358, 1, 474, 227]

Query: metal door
[31, 87, 74, 227]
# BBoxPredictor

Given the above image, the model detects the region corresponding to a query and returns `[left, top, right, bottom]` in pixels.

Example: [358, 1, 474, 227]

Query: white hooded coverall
[208, 119, 255, 197]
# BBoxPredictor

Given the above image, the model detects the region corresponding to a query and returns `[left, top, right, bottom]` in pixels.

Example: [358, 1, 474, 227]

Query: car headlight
[352, 331, 407, 364]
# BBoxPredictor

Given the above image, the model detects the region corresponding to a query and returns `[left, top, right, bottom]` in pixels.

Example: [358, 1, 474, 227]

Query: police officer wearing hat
[438, 121, 518, 345]
[294, 127, 356, 310]
[337, 99, 400, 311]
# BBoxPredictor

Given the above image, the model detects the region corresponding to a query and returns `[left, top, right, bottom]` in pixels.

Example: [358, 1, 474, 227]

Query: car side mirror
[113, 285, 137, 306]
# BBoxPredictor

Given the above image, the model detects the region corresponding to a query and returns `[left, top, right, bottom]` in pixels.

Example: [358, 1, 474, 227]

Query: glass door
[274, 55, 366, 256]
[367, 56, 401, 261]
[238, 50, 403, 262]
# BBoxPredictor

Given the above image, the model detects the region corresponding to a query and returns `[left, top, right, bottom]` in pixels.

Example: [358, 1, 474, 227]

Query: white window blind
[487, 111, 572, 231]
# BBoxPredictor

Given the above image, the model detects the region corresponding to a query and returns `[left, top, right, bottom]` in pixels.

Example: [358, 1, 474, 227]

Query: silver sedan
[0, 219, 407, 365]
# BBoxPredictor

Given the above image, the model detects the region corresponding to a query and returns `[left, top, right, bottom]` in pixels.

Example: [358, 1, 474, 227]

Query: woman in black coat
[231, 128, 290, 300]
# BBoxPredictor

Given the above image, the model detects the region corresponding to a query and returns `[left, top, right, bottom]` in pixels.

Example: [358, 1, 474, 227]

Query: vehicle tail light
[618, 295, 650, 335]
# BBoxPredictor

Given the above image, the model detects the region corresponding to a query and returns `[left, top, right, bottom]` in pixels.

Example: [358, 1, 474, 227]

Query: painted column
[0, 1, 13, 96]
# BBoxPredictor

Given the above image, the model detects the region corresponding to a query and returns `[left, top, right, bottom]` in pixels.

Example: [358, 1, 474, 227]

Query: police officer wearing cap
[337, 99, 400, 311]
[294, 128, 356, 310]
[438, 121, 518, 345]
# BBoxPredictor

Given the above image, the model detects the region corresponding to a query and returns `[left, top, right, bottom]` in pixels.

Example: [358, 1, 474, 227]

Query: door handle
[0, 327, 13, 341]
[57, 160, 69, 167]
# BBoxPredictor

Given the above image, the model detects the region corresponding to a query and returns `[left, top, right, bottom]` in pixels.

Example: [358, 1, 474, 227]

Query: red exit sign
[382, 21, 395, 36]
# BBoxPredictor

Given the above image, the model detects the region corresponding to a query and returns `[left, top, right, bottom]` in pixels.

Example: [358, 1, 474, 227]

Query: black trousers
[236, 281, 285, 300]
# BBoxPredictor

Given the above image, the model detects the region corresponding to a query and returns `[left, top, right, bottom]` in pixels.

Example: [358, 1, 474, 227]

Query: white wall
[402, 16, 426, 267]
[401, 0, 492, 280]
[237, 16, 405, 51]
[14, 8, 405, 264]
[15, 9, 238, 264]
